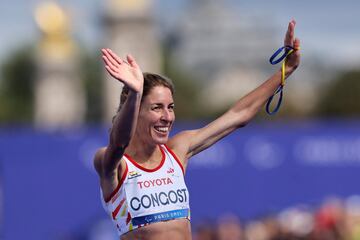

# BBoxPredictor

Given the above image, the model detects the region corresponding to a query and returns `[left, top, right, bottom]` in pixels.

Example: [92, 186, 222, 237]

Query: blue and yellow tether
[266, 46, 297, 115]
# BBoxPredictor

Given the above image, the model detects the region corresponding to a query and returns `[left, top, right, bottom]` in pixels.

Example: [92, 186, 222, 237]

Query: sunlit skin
[123, 86, 175, 169]
[134, 86, 175, 148]
[94, 20, 300, 240]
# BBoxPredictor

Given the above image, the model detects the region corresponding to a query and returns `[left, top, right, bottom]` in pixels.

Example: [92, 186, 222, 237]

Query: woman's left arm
[168, 20, 300, 166]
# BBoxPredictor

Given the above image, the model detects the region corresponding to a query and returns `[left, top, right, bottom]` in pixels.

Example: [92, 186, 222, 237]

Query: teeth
[155, 127, 169, 133]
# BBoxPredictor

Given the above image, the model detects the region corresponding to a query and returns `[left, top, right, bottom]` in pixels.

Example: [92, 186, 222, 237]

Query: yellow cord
[281, 48, 299, 86]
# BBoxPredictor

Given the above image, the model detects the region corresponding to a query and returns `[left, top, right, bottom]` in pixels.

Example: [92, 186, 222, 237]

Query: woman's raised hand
[102, 48, 144, 93]
[284, 20, 301, 73]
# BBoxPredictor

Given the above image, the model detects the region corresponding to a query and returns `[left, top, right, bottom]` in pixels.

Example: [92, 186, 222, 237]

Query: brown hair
[115, 72, 175, 116]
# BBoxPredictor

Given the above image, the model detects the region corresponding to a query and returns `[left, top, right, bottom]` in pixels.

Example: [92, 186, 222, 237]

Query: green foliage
[316, 70, 360, 117]
[0, 46, 104, 125]
[79, 49, 103, 123]
[0, 46, 35, 124]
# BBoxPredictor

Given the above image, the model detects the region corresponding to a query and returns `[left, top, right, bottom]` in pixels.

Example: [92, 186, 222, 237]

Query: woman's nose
[161, 109, 172, 121]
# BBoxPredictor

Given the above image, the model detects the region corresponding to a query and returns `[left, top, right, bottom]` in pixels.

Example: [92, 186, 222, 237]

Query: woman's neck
[125, 138, 162, 166]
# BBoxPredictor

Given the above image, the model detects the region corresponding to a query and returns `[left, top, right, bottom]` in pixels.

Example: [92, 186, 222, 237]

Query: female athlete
[94, 20, 300, 240]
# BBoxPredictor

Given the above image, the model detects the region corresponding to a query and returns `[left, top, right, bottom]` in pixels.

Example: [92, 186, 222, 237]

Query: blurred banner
[1, 120, 360, 239]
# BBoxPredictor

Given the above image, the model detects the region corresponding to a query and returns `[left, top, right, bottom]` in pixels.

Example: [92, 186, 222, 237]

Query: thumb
[293, 38, 300, 51]
[126, 54, 139, 69]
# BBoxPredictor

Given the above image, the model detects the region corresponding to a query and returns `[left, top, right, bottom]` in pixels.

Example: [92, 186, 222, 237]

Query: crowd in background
[192, 196, 360, 240]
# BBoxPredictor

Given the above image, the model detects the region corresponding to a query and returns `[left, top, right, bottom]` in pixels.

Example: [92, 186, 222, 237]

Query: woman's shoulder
[93, 147, 107, 175]
[167, 131, 196, 167]
[168, 130, 197, 151]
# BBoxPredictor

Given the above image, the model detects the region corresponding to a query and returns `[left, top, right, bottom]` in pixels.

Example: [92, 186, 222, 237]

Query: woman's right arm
[94, 49, 143, 185]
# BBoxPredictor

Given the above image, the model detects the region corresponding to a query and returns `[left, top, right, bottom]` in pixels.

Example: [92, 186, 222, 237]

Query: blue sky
[0, 0, 359, 69]
[227, 0, 360, 68]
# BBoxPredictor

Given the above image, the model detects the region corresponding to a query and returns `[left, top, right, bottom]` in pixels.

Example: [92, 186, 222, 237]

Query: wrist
[127, 89, 143, 101]
[284, 65, 298, 79]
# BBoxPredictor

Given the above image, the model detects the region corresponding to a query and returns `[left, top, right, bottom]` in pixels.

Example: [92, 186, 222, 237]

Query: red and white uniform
[101, 144, 190, 237]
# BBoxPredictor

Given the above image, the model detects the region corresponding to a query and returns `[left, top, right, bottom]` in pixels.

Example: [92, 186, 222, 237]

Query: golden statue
[34, 2, 75, 60]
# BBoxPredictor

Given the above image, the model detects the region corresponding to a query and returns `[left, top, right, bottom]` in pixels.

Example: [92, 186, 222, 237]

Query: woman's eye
[152, 106, 161, 110]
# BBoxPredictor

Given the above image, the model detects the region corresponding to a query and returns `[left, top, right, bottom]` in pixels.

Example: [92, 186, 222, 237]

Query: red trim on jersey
[112, 198, 125, 220]
[105, 162, 128, 203]
[164, 144, 185, 175]
[126, 212, 132, 225]
[124, 145, 165, 172]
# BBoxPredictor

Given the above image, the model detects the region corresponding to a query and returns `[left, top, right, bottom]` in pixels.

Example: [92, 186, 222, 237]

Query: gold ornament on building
[34, 1, 75, 60]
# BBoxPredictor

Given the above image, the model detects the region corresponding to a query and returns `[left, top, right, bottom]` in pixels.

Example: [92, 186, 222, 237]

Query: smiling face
[136, 86, 175, 146]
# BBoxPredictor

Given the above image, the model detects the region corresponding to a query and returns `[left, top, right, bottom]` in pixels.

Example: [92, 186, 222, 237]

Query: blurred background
[1, 0, 360, 239]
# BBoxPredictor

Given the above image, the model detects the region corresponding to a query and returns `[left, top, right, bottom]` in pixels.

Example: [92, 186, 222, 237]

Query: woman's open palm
[102, 48, 143, 93]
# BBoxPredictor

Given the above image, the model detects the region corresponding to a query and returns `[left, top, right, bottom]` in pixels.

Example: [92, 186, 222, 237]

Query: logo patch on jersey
[167, 168, 174, 174]
[128, 171, 142, 179]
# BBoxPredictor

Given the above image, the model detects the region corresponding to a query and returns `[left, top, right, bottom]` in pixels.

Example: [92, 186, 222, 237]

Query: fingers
[106, 49, 125, 66]
[292, 38, 301, 66]
[102, 54, 119, 74]
[104, 65, 119, 80]
[126, 54, 139, 69]
[287, 37, 301, 71]
[102, 57, 122, 81]
[293, 38, 300, 51]
[284, 20, 296, 47]
[101, 49, 138, 69]
[101, 49, 122, 68]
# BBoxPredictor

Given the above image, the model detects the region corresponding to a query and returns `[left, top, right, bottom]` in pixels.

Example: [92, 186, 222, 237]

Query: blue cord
[269, 46, 294, 65]
[266, 46, 294, 115]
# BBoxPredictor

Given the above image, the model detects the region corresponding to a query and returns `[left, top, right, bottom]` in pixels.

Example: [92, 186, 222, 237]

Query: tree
[79, 50, 103, 123]
[316, 70, 360, 117]
[0, 46, 35, 124]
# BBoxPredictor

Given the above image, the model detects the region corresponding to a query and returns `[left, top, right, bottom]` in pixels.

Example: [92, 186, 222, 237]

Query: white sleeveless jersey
[101, 144, 190, 236]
